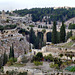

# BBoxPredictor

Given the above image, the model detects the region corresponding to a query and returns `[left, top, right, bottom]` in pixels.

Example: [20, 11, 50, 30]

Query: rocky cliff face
[0, 36, 29, 57]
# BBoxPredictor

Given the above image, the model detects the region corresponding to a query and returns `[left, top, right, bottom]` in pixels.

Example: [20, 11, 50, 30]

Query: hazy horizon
[0, 0, 75, 11]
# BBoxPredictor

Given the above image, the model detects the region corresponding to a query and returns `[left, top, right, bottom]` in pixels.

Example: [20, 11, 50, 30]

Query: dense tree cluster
[44, 54, 54, 61]
[0, 25, 17, 31]
[14, 8, 75, 22]
[29, 28, 46, 49]
[4, 25, 17, 29]
[29, 22, 69, 45]
[51, 21, 67, 44]
[31, 52, 43, 62]
[18, 28, 29, 35]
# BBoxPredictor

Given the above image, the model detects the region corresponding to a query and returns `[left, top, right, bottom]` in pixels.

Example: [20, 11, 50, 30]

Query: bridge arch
[46, 32, 52, 42]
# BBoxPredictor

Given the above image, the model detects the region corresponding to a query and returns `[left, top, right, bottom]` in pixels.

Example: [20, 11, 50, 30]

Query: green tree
[70, 30, 72, 37]
[37, 32, 44, 49]
[42, 29, 46, 34]
[6, 19, 9, 23]
[29, 27, 36, 44]
[3, 51, 8, 66]
[14, 8, 75, 22]
[12, 43, 14, 58]
[0, 55, 3, 68]
[37, 32, 43, 41]
[66, 30, 72, 41]
[18, 28, 29, 35]
[60, 21, 66, 42]
[57, 32, 60, 43]
[34, 36, 39, 49]
[9, 46, 12, 59]
[52, 21, 57, 44]
[59, 54, 63, 58]
[31, 52, 43, 62]
[44, 54, 54, 62]
[9, 44, 14, 59]
[36, 52, 43, 58]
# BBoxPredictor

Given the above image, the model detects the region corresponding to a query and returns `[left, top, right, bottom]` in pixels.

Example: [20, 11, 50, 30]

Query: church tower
[2, 10, 6, 19]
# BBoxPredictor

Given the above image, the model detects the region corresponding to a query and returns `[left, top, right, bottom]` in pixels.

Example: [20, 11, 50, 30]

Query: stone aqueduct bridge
[33, 27, 75, 42]
[23, 26, 75, 42]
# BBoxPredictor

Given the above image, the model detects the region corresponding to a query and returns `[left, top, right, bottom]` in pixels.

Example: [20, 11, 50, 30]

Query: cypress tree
[52, 21, 57, 44]
[29, 27, 39, 49]
[34, 36, 39, 49]
[9, 43, 14, 59]
[29, 27, 36, 44]
[60, 21, 66, 42]
[9, 46, 12, 59]
[12, 43, 14, 58]
[3, 51, 8, 66]
[0, 56, 3, 68]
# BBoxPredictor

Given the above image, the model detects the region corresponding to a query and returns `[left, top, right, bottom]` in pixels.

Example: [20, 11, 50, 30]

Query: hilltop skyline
[0, 0, 75, 11]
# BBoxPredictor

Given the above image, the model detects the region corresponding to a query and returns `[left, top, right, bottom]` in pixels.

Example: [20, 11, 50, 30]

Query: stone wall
[3, 66, 43, 75]
[4, 66, 33, 74]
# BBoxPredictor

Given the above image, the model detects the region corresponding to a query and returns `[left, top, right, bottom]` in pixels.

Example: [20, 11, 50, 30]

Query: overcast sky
[0, 0, 75, 11]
